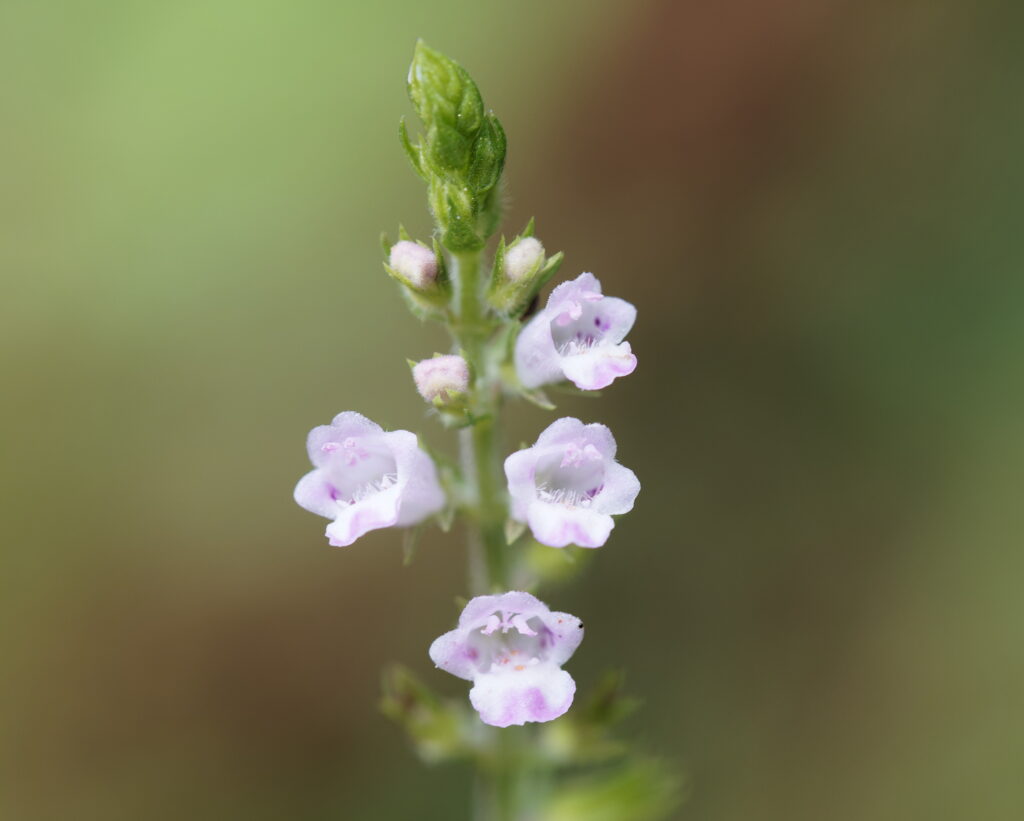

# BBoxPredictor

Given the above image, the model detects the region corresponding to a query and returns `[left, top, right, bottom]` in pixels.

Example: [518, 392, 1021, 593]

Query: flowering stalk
[295, 41, 679, 821]
[451, 249, 510, 594]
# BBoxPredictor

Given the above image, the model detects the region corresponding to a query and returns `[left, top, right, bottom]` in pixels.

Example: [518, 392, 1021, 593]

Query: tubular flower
[293, 412, 445, 547]
[429, 591, 584, 727]
[514, 272, 637, 390]
[504, 417, 640, 548]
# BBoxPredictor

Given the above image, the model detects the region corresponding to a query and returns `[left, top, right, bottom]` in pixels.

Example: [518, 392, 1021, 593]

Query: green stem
[451, 249, 521, 821]
[452, 250, 509, 594]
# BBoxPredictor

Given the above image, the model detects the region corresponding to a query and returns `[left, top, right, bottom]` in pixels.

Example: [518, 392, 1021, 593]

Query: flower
[389, 240, 438, 289]
[412, 355, 470, 403]
[293, 411, 445, 546]
[514, 272, 637, 391]
[504, 417, 640, 548]
[429, 591, 584, 727]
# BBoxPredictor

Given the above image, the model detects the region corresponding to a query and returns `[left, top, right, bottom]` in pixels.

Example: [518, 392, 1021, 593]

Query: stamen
[334, 473, 398, 506]
[537, 485, 595, 509]
[511, 615, 537, 636]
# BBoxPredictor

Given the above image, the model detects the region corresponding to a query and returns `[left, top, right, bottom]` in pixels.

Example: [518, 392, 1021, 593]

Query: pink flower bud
[412, 355, 470, 402]
[503, 237, 545, 282]
[389, 240, 438, 289]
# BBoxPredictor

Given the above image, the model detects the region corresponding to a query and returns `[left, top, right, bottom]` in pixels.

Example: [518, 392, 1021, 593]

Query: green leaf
[467, 115, 506, 195]
[477, 182, 504, 241]
[428, 121, 471, 172]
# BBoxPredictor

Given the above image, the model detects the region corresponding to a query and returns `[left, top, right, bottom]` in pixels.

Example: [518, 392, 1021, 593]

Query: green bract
[403, 41, 507, 252]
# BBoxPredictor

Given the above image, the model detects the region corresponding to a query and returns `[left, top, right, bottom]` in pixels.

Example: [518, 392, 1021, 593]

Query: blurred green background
[3, 1, 1022, 818]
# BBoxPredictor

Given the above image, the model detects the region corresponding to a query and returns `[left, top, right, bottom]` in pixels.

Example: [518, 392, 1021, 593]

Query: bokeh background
[3, 1, 1022, 818]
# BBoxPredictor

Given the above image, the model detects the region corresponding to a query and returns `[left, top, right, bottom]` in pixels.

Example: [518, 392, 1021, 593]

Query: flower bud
[403, 42, 506, 251]
[389, 241, 437, 290]
[412, 355, 470, 403]
[487, 231, 564, 317]
[503, 236, 545, 282]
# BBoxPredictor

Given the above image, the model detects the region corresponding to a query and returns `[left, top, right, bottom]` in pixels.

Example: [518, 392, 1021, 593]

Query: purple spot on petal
[526, 687, 547, 714]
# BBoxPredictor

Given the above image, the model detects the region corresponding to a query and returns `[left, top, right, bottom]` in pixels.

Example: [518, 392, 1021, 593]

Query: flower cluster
[293, 43, 643, 732]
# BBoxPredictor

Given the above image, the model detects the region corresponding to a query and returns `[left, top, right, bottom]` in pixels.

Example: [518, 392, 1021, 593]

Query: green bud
[408, 41, 484, 137]
[403, 42, 507, 251]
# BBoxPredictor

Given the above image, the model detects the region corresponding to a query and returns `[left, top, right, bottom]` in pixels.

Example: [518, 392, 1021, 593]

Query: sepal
[380, 665, 475, 763]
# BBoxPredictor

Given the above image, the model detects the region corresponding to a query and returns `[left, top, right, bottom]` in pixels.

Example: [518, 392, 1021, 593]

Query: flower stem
[452, 249, 522, 820]
[452, 250, 509, 594]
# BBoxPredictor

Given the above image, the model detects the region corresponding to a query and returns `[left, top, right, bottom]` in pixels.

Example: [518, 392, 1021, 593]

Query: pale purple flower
[294, 412, 445, 547]
[429, 591, 584, 727]
[389, 240, 438, 289]
[514, 272, 637, 391]
[412, 355, 469, 403]
[504, 417, 639, 548]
